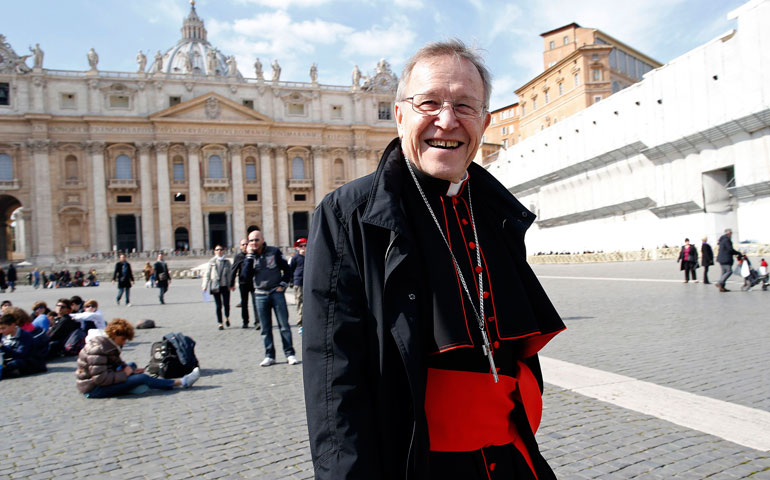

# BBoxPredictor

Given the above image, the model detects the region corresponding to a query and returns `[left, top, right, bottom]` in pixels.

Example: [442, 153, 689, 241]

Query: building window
[208, 155, 223, 178]
[68, 220, 82, 245]
[501, 126, 508, 135]
[574, 73, 580, 87]
[291, 157, 305, 179]
[333, 158, 344, 182]
[0, 153, 12, 180]
[592, 54, 599, 61]
[593, 95, 602, 104]
[246, 194, 258, 202]
[559, 83, 564, 95]
[331, 105, 343, 119]
[294, 194, 307, 202]
[0, 83, 9, 106]
[242, 99, 254, 109]
[174, 193, 186, 202]
[109, 95, 130, 109]
[60, 93, 76, 109]
[378, 102, 392, 120]
[65, 155, 79, 181]
[563, 35, 569, 45]
[244, 157, 257, 180]
[532, 99, 537, 110]
[115, 154, 132, 179]
[116, 195, 132, 203]
[173, 156, 185, 181]
[288, 103, 305, 115]
[503, 139, 508, 148]
[544, 91, 550, 103]
[549, 40, 555, 50]
[521, 104, 526, 116]
[592, 69, 602, 81]
[169, 96, 182, 107]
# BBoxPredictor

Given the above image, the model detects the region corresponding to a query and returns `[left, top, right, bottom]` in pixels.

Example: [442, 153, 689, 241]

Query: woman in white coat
[202, 246, 234, 330]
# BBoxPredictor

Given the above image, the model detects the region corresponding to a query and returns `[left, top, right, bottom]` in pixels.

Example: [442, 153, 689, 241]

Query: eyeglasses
[248, 239, 259, 243]
[215, 248, 223, 251]
[56, 304, 64, 308]
[402, 94, 486, 119]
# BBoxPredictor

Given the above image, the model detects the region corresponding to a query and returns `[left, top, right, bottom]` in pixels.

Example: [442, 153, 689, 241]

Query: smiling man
[303, 39, 565, 480]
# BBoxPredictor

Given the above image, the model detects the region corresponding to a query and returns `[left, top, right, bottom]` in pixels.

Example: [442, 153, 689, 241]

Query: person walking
[677, 238, 699, 283]
[700, 237, 714, 284]
[112, 254, 134, 306]
[153, 253, 170, 305]
[247, 228, 296, 366]
[202, 246, 233, 330]
[715, 228, 741, 292]
[231, 238, 257, 329]
[289, 238, 306, 335]
[7, 263, 17, 292]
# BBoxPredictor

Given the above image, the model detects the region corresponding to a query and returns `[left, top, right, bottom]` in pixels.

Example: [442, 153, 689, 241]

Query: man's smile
[425, 139, 463, 149]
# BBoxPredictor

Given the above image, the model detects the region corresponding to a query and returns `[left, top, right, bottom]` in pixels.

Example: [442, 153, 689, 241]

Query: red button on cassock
[489, 463, 496, 471]
[483, 292, 489, 299]
[461, 219, 468, 225]
[469, 242, 476, 249]
[475, 266, 483, 274]
[452, 197, 458, 205]
[494, 341, 500, 349]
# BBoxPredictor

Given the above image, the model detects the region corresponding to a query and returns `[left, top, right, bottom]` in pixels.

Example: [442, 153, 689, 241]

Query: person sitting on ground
[1, 300, 12, 314]
[70, 296, 84, 314]
[31, 301, 51, 333]
[8, 306, 35, 333]
[1, 313, 47, 377]
[47, 298, 80, 357]
[70, 299, 105, 331]
[75, 318, 201, 398]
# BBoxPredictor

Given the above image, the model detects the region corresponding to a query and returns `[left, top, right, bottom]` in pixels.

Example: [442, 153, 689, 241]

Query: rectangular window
[503, 139, 508, 148]
[288, 103, 305, 115]
[331, 105, 343, 119]
[593, 95, 602, 104]
[116, 195, 132, 203]
[592, 69, 602, 81]
[173, 162, 185, 181]
[545, 91, 550, 103]
[0, 83, 9, 106]
[521, 104, 526, 116]
[563, 35, 569, 45]
[532, 99, 537, 110]
[378, 102, 392, 120]
[174, 193, 186, 202]
[558, 83, 564, 95]
[549, 40, 555, 50]
[245, 163, 257, 180]
[574, 73, 580, 87]
[501, 126, 507, 135]
[242, 99, 254, 109]
[60, 93, 76, 109]
[169, 96, 182, 107]
[109, 95, 130, 109]
[246, 193, 258, 202]
[294, 194, 307, 202]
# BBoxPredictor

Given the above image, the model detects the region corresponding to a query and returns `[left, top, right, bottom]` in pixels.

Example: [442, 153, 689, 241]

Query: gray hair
[724, 228, 732, 234]
[396, 38, 493, 109]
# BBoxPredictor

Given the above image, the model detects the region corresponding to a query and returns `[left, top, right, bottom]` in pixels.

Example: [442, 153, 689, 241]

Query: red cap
[294, 238, 307, 248]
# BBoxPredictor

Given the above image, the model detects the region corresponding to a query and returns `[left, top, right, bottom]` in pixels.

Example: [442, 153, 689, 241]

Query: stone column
[226, 211, 233, 248]
[274, 146, 290, 247]
[353, 146, 372, 179]
[155, 142, 173, 251]
[187, 143, 204, 250]
[110, 214, 117, 250]
[259, 144, 275, 243]
[203, 213, 210, 250]
[87, 141, 110, 252]
[138, 143, 155, 251]
[312, 145, 327, 206]
[229, 143, 246, 244]
[135, 214, 142, 251]
[27, 140, 55, 262]
[21, 209, 33, 260]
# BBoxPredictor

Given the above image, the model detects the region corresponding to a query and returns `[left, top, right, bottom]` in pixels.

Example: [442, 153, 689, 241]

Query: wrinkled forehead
[407, 55, 484, 98]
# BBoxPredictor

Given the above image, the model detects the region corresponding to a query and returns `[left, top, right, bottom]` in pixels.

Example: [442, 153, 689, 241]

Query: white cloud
[341, 21, 417, 62]
[233, 0, 334, 7]
[489, 74, 519, 111]
[393, 0, 424, 8]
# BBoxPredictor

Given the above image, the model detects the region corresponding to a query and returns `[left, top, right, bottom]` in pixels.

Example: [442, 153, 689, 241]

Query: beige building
[0, 4, 397, 263]
[515, 23, 661, 140]
[478, 102, 520, 165]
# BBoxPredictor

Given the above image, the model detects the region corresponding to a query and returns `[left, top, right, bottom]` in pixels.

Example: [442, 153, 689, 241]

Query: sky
[3, 0, 748, 111]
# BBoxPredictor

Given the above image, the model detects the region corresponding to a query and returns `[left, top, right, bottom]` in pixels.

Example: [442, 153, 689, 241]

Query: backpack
[145, 333, 198, 379]
[63, 328, 87, 356]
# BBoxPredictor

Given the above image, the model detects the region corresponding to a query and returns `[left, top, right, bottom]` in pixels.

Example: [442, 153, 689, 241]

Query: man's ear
[394, 101, 404, 138]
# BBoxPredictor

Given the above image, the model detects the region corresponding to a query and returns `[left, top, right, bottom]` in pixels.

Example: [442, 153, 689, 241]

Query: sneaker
[181, 367, 201, 388]
[287, 355, 299, 365]
[260, 357, 275, 367]
[127, 303, 132, 307]
[225, 318, 230, 327]
[218, 324, 224, 330]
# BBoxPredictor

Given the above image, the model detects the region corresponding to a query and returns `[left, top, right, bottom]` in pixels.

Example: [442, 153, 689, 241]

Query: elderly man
[303, 40, 565, 480]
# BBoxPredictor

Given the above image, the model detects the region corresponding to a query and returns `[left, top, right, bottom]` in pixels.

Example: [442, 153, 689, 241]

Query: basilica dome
[149, 2, 241, 77]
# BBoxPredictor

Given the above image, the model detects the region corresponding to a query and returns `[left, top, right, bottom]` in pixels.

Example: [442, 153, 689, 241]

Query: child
[1, 313, 47, 377]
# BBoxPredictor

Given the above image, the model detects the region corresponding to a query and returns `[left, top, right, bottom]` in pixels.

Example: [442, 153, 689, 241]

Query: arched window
[65, 155, 78, 181]
[0, 154, 13, 181]
[173, 156, 185, 181]
[333, 158, 344, 181]
[68, 219, 81, 245]
[291, 156, 305, 179]
[208, 155, 223, 178]
[115, 154, 132, 179]
[244, 157, 257, 180]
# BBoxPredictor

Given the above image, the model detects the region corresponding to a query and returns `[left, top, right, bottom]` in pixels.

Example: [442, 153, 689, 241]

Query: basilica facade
[0, 4, 398, 263]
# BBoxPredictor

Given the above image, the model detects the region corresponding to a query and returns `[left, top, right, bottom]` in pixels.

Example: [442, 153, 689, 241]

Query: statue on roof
[185, 51, 194, 73]
[136, 51, 147, 73]
[271, 60, 281, 82]
[352, 65, 361, 89]
[207, 49, 218, 75]
[227, 55, 238, 76]
[254, 58, 264, 80]
[309, 63, 318, 84]
[153, 51, 163, 73]
[87, 48, 99, 70]
[30, 44, 44, 69]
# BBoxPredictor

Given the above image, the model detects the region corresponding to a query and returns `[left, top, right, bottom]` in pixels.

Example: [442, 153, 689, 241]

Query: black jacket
[678, 244, 698, 269]
[112, 261, 134, 288]
[717, 233, 740, 265]
[701, 242, 714, 266]
[245, 245, 290, 294]
[302, 139, 563, 480]
[153, 260, 170, 286]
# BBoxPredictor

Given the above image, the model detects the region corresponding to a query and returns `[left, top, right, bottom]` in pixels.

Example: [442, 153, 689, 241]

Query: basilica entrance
[115, 215, 138, 252]
[208, 213, 227, 249]
[0, 195, 22, 261]
[175, 227, 189, 251]
[291, 211, 309, 243]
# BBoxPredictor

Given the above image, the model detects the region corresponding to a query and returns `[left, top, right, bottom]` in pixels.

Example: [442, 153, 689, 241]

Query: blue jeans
[116, 287, 131, 304]
[254, 290, 294, 359]
[718, 263, 733, 286]
[86, 372, 175, 398]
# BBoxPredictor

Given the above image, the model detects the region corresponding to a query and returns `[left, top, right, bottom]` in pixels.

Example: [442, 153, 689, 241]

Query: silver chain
[404, 158, 498, 382]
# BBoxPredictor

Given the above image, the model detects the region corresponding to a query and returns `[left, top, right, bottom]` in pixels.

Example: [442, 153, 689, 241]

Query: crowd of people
[23, 267, 99, 289]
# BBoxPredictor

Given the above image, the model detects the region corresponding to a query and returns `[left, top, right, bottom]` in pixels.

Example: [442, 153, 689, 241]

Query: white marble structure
[487, 0, 770, 254]
[0, 4, 398, 262]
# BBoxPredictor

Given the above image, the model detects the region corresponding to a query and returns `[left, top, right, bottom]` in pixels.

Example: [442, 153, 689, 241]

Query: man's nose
[434, 102, 460, 129]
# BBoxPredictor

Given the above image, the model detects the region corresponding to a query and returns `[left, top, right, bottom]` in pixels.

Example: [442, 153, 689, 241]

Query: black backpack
[145, 333, 198, 379]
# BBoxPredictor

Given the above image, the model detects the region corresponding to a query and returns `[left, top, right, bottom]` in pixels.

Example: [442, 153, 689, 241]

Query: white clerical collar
[446, 171, 469, 197]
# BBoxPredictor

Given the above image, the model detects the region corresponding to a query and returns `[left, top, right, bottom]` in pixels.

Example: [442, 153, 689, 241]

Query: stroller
[739, 256, 768, 291]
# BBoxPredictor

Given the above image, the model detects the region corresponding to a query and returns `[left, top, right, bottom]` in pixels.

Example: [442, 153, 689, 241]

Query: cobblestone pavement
[1, 259, 768, 479]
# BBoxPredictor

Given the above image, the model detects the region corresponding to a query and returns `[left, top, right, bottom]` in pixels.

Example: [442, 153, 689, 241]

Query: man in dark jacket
[6, 263, 17, 292]
[303, 40, 565, 480]
[701, 237, 714, 284]
[246, 228, 296, 366]
[716, 228, 741, 292]
[289, 238, 306, 331]
[1, 314, 46, 376]
[153, 253, 170, 305]
[112, 254, 135, 306]
[231, 238, 257, 328]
